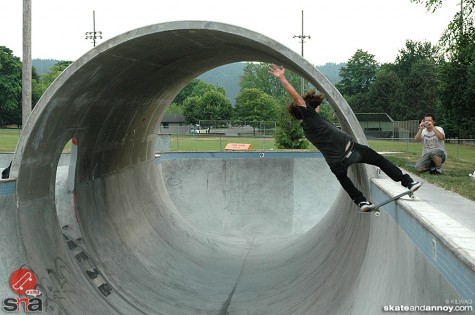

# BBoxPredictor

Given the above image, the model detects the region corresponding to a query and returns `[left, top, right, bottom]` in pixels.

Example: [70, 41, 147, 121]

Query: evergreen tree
[275, 103, 308, 149]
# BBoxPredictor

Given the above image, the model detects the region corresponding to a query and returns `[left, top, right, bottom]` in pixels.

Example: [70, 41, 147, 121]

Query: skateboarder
[269, 64, 422, 211]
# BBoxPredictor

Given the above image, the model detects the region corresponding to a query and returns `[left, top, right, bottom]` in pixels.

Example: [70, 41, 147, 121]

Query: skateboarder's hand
[269, 64, 285, 80]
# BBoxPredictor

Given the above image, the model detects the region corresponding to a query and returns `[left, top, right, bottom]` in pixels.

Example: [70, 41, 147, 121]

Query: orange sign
[225, 143, 252, 151]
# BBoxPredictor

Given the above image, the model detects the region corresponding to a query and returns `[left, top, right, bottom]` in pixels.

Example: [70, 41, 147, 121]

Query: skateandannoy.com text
[382, 302, 473, 313]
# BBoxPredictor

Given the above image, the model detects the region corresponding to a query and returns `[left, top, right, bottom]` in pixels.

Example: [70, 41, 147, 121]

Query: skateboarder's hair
[303, 90, 324, 110]
[286, 90, 325, 120]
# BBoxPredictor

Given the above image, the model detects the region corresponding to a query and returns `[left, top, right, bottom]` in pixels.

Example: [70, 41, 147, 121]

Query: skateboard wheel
[374, 211, 381, 216]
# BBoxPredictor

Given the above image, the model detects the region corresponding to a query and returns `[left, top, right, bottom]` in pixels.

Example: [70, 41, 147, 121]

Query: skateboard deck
[358, 190, 415, 216]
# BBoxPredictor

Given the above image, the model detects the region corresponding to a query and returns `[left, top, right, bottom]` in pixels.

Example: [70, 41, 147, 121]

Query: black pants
[329, 143, 413, 203]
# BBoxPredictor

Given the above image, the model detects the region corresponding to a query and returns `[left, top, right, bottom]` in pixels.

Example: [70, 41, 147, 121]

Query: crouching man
[415, 114, 447, 175]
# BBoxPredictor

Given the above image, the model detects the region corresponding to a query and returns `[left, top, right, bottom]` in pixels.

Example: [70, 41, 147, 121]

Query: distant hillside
[198, 62, 344, 105]
[198, 62, 246, 105]
[317, 62, 345, 84]
[32, 59, 63, 74]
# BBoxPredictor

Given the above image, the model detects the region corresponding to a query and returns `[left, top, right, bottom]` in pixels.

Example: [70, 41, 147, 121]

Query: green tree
[275, 103, 308, 149]
[368, 66, 402, 118]
[166, 103, 184, 115]
[394, 40, 440, 75]
[183, 87, 232, 125]
[439, 1, 475, 137]
[410, 0, 475, 14]
[36, 61, 72, 91]
[387, 40, 441, 120]
[169, 79, 230, 119]
[439, 60, 475, 138]
[234, 88, 278, 122]
[336, 49, 380, 97]
[234, 88, 279, 134]
[240, 63, 281, 96]
[345, 92, 372, 114]
[440, 4, 475, 62]
[404, 59, 440, 119]
[172, 79, 201, 106]
[411, 0, 475, 137]
[0, 46, 22, 125]
[167, 79, 212, 115]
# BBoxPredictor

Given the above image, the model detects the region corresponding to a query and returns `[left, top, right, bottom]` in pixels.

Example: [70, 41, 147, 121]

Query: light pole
[22, 0, 32, 128]
[293, 10, 311, 95]
[85, 10, 102, 47]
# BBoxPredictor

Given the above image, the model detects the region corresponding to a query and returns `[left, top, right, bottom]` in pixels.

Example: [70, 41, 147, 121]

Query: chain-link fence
[159, 120, 277, 137]
[157, 120, 277, 151]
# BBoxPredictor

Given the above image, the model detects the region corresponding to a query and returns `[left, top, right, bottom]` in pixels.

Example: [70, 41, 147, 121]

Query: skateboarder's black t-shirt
[298, 105, 353, 166]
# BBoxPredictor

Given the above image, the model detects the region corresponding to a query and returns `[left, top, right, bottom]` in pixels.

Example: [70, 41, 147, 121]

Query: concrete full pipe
[1, 21, 466, 314]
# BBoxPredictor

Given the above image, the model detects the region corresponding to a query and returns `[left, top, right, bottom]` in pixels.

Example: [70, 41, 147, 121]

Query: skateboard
[358, 190, 415, 216]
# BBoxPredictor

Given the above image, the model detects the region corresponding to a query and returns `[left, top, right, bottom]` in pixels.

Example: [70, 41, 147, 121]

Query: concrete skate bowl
[4, 21, 468, 314]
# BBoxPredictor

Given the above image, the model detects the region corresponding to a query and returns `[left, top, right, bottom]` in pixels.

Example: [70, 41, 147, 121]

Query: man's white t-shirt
[421, 126, 447, 157]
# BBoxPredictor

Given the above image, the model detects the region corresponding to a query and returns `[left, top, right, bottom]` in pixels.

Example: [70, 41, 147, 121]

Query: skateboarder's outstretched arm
[269, 64, 305, 107]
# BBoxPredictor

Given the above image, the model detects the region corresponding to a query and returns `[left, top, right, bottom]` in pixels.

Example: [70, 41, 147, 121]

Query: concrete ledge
[371, 177, 475, 302]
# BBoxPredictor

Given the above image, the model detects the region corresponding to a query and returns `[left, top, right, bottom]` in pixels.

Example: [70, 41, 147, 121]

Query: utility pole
[22, 0, 32, 128]
[85, 10, 102, 47]
[293, 10, 311, 95]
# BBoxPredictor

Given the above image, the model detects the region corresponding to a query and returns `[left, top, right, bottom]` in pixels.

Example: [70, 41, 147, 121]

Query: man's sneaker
[407, 181, 422, 192]
[429, 168, 443, 175]
[358, 201, 374, 212]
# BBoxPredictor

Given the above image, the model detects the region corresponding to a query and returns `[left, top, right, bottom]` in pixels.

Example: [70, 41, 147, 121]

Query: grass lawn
[368, 139, 475, 201]
[2, 129, 474, 200]
[0, 128, 22, 152]
[383, 151, 475, 201]
[367, 139, 475, 162]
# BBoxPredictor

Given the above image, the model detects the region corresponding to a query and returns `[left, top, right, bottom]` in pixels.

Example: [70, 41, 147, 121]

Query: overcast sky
[1, 0, 460, 66]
